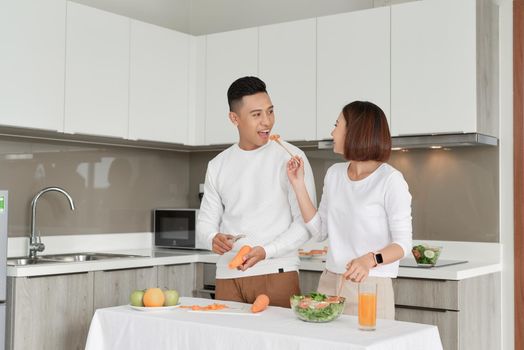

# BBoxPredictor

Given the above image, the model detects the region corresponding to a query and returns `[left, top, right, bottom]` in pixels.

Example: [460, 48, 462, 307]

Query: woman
[287, 101, 412, 319]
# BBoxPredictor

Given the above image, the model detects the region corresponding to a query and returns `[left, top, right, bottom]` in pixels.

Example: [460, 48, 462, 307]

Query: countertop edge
[7, 250, 503, 280]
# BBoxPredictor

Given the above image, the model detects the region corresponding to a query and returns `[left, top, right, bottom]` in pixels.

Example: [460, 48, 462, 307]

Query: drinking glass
[358, 282, 377, 331]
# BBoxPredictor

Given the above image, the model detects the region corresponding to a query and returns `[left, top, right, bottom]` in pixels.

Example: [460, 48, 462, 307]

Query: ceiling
[70, 0, 380, 35]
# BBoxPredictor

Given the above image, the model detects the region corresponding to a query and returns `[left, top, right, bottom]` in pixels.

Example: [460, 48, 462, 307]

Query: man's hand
[237, 246, 266, 271]
[212, 233, 234, 255]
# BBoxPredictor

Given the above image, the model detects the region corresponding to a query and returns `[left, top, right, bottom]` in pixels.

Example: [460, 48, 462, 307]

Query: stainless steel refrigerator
[0, 191, 7, 350]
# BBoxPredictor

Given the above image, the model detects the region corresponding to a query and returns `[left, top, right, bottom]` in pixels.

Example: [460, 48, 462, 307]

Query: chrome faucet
[29, 187, 75, 259]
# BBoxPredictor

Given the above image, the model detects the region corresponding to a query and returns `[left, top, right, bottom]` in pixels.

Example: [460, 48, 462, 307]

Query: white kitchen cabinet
[129, 20, 190, 144]
[205, 28, 258, 145]
[0, 0, 66, 131]
[317, 7, 390, 140]
[259, 19, 316, 142]
[391, 0, 498, 137]
[64, 2, 130, 138]
[187, 36, 207, 146]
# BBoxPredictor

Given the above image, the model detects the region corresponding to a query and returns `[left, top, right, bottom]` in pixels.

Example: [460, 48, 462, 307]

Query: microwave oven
[153, 209, 204, 249]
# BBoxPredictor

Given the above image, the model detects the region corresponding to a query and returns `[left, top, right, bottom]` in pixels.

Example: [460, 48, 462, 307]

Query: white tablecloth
[85, 297, 442, 350]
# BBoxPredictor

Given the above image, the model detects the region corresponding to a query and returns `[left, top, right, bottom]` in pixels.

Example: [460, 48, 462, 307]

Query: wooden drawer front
[396, 306, 458, 350]
[94, 266, 157, 309]
[157, 264, 195, 297]
[393, 278, 459, 310]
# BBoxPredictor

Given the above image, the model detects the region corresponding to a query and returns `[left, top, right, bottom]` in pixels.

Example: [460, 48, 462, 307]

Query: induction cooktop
[399, 259, 468, 268]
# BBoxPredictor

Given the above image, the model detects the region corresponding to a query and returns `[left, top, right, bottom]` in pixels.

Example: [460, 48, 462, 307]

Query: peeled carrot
[228, 245, 252, 269]
[251, 294, 270, 313]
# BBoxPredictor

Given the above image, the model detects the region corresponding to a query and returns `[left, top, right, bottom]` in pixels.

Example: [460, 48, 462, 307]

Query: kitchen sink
[41, 252, 142, 262]
[7, 257, 58, 266]
[7, 252, 142, 266]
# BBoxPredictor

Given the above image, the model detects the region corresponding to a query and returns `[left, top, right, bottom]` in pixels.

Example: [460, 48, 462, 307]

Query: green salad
[412, 245, 442, 265]
[290, 293, 345, 323]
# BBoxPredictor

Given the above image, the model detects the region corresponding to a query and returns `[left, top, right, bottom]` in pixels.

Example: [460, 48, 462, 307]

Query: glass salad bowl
[290, 293, 345, 323]
[411, 245, 443, 266]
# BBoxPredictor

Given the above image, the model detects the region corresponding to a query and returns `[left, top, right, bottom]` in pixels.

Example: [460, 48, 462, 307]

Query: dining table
[85, 297, 443, 350]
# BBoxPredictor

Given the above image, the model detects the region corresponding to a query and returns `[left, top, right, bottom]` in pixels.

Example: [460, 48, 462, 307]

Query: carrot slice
[269, 134, 280, 141]
[228, 245, 252, 269]
[180, 303, 229, 311]
[251, 294, 270, 313]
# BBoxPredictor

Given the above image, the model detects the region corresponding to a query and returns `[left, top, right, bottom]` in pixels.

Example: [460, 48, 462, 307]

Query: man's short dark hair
[227, 76, 267, 112]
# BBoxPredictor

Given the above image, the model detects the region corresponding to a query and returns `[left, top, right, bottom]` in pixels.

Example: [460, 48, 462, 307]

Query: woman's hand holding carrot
[343, 253, 376, 283]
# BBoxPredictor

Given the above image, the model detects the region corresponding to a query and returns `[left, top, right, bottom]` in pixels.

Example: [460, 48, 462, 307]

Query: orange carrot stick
[251, 294, 270, 313]
[228, 245, 252, 269]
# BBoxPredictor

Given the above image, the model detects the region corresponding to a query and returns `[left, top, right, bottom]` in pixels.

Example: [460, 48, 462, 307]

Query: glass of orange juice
[358, 282, 377, 331]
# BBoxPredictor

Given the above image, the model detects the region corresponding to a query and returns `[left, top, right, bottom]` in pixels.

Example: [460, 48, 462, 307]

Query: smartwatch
[373, 252, 384, 266]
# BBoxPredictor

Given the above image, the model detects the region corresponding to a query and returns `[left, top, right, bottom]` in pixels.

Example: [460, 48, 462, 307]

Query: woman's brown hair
[341, 101, 391, 162]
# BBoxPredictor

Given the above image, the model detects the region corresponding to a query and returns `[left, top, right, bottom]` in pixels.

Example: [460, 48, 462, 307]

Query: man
[197, 76, 316, 307]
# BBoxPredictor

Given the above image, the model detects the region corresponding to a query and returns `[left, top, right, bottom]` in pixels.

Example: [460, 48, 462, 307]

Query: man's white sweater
[197, 141, 316, 279]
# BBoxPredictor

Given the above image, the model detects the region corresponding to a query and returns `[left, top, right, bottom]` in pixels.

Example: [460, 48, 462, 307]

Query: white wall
[497, 0, 514, 349]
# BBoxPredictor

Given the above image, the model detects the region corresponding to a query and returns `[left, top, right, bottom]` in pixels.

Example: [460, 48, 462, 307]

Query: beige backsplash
[0, 136, 498, 242]
[189, 146, 499, 243]
[0, 136, 190, 237]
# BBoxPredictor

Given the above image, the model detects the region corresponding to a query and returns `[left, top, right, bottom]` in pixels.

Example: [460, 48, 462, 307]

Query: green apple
[163, 289, 179, 306]
[130, 289, 145, 307]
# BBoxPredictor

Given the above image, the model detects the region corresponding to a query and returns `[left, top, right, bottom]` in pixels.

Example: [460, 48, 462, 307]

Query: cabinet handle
[27, 271, 89, 279]
[102, 266, 155, 272]
[163, 263, 191, 267]
[396, 277, 449, 282]
[395, 304, 450, 313]
[72, 132, 125, 139]
[397, 131, 464, 136]
[196, 289, 215, 294]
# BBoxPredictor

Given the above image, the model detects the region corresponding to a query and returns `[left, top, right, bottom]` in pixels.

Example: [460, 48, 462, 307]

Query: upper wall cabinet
[317, 7, 390, 140]
[391, 0, 498, 137]
[259, 19, 316, 142]
[64, 2, 130, 138]
[0, 0, 66, 131]
[186, 36, 207, 146]
[205, 28, 258, 145]
[129, 20, 190, 144]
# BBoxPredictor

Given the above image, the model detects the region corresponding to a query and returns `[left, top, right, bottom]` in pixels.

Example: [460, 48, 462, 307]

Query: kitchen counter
[7, 247, 501, 280]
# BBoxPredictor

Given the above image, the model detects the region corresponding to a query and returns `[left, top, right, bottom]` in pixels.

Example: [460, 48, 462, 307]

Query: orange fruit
[143, 288, 165, 307]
